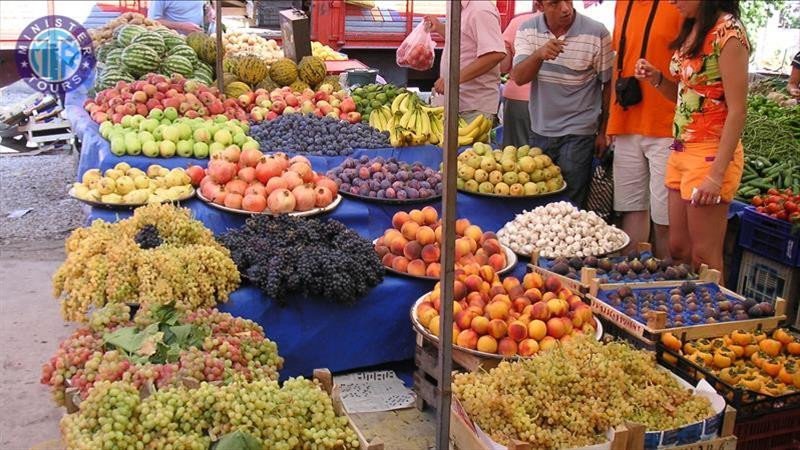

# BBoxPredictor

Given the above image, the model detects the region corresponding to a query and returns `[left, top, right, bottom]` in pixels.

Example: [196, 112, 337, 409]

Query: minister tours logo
[15, 15, 96, 94]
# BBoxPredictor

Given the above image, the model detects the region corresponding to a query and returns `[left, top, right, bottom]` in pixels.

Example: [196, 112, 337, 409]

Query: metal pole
[215, 0, 224, 94]
[435, 0, 461, 448]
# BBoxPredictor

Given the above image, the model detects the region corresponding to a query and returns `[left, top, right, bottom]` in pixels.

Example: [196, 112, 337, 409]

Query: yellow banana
[399, 94, 412, 114]
[418, 111, 432, 136]
[407, 110, 418, 131]
[420, 105, 444, 114]
[458, 115, 484, 137]
[468, 116, 490, 141]
[458, 117, 467, 128]
[390, 128, 402, 147]
[391, 92, 407, 114]
[458, 135, 474, 146]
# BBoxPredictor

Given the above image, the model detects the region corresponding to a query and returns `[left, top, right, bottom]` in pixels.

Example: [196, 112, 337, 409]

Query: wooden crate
[313, 369, 384, 450]
[413, 332, 500, 411]
[587, 276, 787, 346]
[624, 406, 737, 450]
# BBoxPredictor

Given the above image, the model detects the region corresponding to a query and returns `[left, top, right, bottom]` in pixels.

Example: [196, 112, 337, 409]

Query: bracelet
[705, 176, 722, 188]
[652, 72, 663, 88]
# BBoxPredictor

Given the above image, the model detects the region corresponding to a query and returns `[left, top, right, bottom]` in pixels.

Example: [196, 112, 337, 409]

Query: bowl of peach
[411, 268, 602, 359]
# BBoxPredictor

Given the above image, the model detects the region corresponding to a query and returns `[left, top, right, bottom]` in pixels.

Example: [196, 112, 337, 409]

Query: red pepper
[768, 188, 780, 196]
[785, 201, 798, 214]
[752, 196, 764, 207]
[776, 210, 788, 221]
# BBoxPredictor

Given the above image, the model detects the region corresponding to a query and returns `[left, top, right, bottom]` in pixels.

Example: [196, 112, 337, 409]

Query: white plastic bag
[396, 22, 436, 71]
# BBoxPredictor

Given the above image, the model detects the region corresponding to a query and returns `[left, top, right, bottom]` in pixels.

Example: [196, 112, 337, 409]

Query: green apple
[478, 181, 494, 193]
[524, 182, 539, 195]
[193, 142, 209, 158]
[159, 140, 176, 158]
[124, 132, 141, 155]
[110, 136, 126, 156]
[164, 106, 178, 121]
[214, 114, 228, 124]
[162, 125, 180, 143]
[177, 123, 193, 140]
[142, 140, 159, 157]
[138, 131, 154, 143]
[502, 171, 518, 185]
[464, 179, 479, 192]
[176, 140, 194, 158]
[148, 108, 163, 120]
[456, 178, 465, 190]
[193, 127, 211, 143]
[152, 125, 165, 141]
[233, 132, 247, 146]
[130, 114, 145, 129]
[214, 129, 232, 145]
[160, 118, 172, 126]
[139, 118, 159, 133]
[242, 139, 259, 151]
[209, 142, 225, 157]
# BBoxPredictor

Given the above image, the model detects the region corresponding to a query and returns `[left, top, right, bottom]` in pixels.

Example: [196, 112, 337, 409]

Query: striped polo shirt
[513, 13, 614, 137]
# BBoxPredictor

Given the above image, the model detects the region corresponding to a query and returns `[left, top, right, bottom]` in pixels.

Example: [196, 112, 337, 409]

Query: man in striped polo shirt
[511, 0, 613, 207]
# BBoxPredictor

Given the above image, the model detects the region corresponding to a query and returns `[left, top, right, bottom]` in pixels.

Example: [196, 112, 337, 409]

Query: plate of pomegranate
[373, 208, 518, 280]
[193, 150, 342, 217]
[327, 156, 443, 204]
[409, 271, 602, 359]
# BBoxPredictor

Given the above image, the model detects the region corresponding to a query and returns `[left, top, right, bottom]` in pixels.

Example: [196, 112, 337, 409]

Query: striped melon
[167, 45, 198, 65]
[257, 76, 279, 92]
[224, 81, 251, 98]
[269, 58, 298, 87]
[163, 34, 186, 50]
[131, 31, 166, 56]
[289, 80, 310, 93]
[194, 60, 214, 77]
[154, 27, 177, 38]
[121, 44, 160, 77]
[115, 24, 146, 47]
[95, 43, 118, 64]
[193, 71, 213, 85]
[197, 38, 217, 65]
[298, 56, 326, 86]
[161, 55, 194, 78]
[222, 55, 243, 75]
[234, 56, 269, 85]
[98, 70, 133, 89]
[105, 48, 124, 67]
[185, 32, 208, 54]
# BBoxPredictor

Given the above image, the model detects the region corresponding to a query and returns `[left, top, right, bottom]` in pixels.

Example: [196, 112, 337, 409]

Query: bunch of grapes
[452, 336, 714, 448]
[41, 306, 283, 406]
[219, 215, 384, 305]
[53, 204, 240, 321]
[60, 376, 361, 449]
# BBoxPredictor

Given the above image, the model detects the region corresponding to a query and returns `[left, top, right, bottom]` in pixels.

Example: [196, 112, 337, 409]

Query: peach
[391, 256, 409, 273]
[524, 288, 543, 302]
[425, 262, 441, 278]
[389, 236, 408, 256]
[471, 315, 490, 335]
[518, 338, 540, 357]
[489, 284, 506, 298]
[482, 238, 503, 256]
[547, 298, 568, 317]
[466, 237, 478, 253]
[408, 209, 425, 225]
[480, 231, 498, 244]
[558, 288, 573, 300]
[463, 274, 483, 293]
[513, 296, 531, 313]
[581, 322, 596, 335]
[407, 259, 427, 276]
[497, 337, 518, 356]
[567, 295, 584, 311]
[491, 294, 512, 307]
[434, 225, 442, 244]
[416, 226, 436, 246]
[464, 225, 483, 243]
[486, 301, 510, 320]
[461, 263, 480, 276]
[523, 272, 544, 290]
[488, 253, 506, 272]
[421, 206, 438, 225]
[381, 253, 395, 267]
[488, 319, 508, 339]
[530, 302, 551, 321]
[452, 324, 460, 344]
[502, 277, 520, 293]
[560, 334, 574, 344]
[428, 316, 440, 336]
[401, 221, 420, 241]
[544, 275, 562, 294]
[421, 244, 440, 264]
[527, 320, 547, 341]
[540, 336, 557, 351]
[392, 211, 410, 230]
[522, 304, 534, 317]
[507, 285, 525, 300]
[455, 238, 473, 259]
[383, 228, 403, 246]
[508, 320, 528, 342]
[417, 304, 437, 328]
[542, 292, 557, 302]
[455, 310, 475, 330]
[374, 245, 390, 258]
[560, 317, 574, 335]
[478, 265, 496, 283]
[456, 329, 479, 350]
[403, 241, 423, 260]
[465, 290, 482, 305]
[455, 218, 471, 236]
[477, 335, 498, 353]
[547, 317, 566, 339]
[474, 248, 489, 266]
[574, 305, 593, 326]
[452, 301, 463, 315]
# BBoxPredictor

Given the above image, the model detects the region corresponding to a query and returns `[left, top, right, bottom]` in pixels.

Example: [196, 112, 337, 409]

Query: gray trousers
[502, 99, 532, 148]
[530, 132, 595, 208]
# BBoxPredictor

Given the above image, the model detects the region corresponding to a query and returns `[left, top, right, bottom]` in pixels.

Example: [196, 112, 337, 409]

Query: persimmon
[787, 341, 800, 356]
[759, 338, 782, 357]
[740, 375, 762, 391]
[731, 329, 754, 346]
[762, 358, 782, 377]
[713, 351, 733, 369]
[661, 332, 682, 352]
[778, 365, 796, 385]
[772, 328, 793, 346]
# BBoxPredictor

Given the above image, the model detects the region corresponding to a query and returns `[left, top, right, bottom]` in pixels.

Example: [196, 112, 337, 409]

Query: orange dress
[664, 14, 750, 202]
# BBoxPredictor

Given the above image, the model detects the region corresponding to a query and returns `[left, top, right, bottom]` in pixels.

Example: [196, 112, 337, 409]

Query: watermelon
[121, 44, 160, 77]
[161, 55, 194, 78]
[154, 27, 176, 38]
[131, 31, 166, 56]
[115, 24, 146, 47]
[97, 69, 133, 90]
[167, 45, 198, 65]
[163, 34, 186, 50]
[95, 42, 118, 64]
[105, 48, 124, 67]
[194, 60, 214, 78]
[192, 70, 213, 85]
[185, 32, 207, 54]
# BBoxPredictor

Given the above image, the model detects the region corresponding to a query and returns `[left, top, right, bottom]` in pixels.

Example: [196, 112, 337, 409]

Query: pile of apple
[73, 162, 193, 205]
[246, 85, 362, 124]
[415, 269, 596, 357]
[84, 73, 249, 124]
[374, 210, 507, 278]
[194, 148, 339, 214]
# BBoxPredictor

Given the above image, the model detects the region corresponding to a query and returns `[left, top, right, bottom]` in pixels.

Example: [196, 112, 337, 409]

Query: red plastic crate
[739, 207, 800, 267]
[734, 407, 800, 450]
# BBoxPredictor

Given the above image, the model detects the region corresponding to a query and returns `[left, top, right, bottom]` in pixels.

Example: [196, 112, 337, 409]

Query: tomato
[785, 201, 798, 213]
[768, 188, 780, 195]
[751, 196, 764, 206]
[767, 195, 782, 204]
[757, 206, 766, 213]
[767, 203, 782, 214]
[776, 210, 788, 221]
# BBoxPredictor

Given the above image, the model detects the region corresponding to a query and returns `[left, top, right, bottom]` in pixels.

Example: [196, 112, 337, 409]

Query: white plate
[504, 229, 631, 260]
[69, 187, 195, 209]
[197, 190, 342, 217]
[374, 239, 518, 281]
[410, 294, 603, 360]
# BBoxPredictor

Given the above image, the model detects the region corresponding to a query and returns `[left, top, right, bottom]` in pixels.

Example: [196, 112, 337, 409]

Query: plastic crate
[734, 407, 800, 450]
[736, 250, 800, 327]
[739, 207, 800, 267]
[254, 0, 303, 28]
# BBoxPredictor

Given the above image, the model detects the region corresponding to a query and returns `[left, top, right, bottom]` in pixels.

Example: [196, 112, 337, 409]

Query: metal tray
[505, 229, 630, 260]
[197, 190, 342, 217]
[68, 187, 195, 209]
[340, 189, 442, 205]
[457, 180, 567, 199]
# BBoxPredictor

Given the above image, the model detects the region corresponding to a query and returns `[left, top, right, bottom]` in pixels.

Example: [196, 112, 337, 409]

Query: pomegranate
[292, 184, 317, 211]
[265, 177, 289, 195]
[242, 194, 267, 212]
[224, 193, 243, 209]
[267, 189, 296, 214]
[273, 153, 291, 171]
[200, 180, 221, 200]
[289, 162, 314, 183]
[255, 157, 283, 184]
[282, 171, 304, 190]
[237, 166, 256, 183]
[212, 190, 227, 205]
[239, 148, 263, 168]
[289, 155, 311, 166]
[314, 177, 339, 196]
[245, 182, 266, 198]
[221, 145, 241, 163]
[208, 159, 236, 184]
[315, 186, 334, 207]
[224, 179, 248, 196]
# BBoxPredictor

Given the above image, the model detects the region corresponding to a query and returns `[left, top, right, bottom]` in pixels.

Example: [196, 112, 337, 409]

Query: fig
[747, 305, 764, 318]
[616, 262, 630, 274]
[644, 258, 659, 273]
[664, 267, 678, 280]
[659, 256, 674, 270]
[617, 286, 633, 298]
[551, 261, 570, 276]
[630, 259, 644, 274]
[742, 298, 758, 310]
[758, 302, 774, 316]
[583, 256, 598, 267]
[718, 300, 731, 312]
[568, 257, 583, 269]
[626, 270, 638, 281]
[598, 258, 613, 272]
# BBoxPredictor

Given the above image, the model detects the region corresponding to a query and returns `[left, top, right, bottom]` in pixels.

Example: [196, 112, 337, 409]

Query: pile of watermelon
[95, 25, 214, 91]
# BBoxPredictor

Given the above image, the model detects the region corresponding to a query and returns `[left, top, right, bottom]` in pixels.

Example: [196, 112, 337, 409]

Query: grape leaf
[212, 430, 262, 450]
[103, 323, 160, 354]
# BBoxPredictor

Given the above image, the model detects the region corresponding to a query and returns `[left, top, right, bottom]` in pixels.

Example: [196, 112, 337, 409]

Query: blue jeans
[529, 132, 595, 207]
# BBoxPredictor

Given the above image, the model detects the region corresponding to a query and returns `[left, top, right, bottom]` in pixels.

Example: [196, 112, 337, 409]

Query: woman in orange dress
[635, 0, 749, 280]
